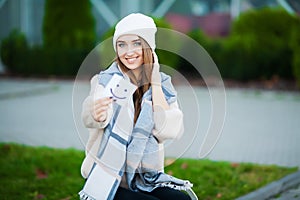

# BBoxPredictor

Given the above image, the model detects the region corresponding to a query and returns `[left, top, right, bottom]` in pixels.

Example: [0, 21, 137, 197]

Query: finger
[93, 111, 103, 122]
[98, 113, 107, 122]
[96, 96, 113, 104]
[95, 110, 107, 122]
[94, 97, 113, 106]
[93, 107, 109, 121]
[93, 104, 110, 112]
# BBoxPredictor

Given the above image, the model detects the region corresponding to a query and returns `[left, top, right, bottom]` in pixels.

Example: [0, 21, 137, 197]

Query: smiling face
[115, 35, 154, 122]
[116, 34, 144, 76]
[110, 83, 127, 99]
[107, 75, 137, 106]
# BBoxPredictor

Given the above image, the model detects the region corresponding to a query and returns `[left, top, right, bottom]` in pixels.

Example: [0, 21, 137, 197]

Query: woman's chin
[124, 63, 140, 70]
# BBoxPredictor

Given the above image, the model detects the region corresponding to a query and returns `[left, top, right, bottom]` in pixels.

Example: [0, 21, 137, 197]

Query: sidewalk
[1, 77, 300, 168]
[237, 171, 300, 200]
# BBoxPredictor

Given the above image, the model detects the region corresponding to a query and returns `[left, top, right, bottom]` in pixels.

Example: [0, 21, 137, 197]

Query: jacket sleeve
[152, 101, 184, 143]
[81, 74, 113, 129]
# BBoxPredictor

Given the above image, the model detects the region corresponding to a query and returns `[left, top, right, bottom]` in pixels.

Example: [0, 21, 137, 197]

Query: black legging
[114, 187, 191, 200]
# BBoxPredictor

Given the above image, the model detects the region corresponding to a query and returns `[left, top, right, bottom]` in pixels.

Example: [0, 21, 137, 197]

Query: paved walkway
[1, 77, 300, 169]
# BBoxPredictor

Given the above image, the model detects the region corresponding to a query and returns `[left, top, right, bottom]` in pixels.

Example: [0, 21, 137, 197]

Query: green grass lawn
[0, 143, 297, 200]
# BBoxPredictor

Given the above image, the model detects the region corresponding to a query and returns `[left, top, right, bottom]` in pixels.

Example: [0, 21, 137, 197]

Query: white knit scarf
[79, 63, 198, 200]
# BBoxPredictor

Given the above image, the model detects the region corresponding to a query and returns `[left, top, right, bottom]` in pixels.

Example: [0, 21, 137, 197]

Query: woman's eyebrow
[132, 39, 141, 42]
[117, 39, 141, 43]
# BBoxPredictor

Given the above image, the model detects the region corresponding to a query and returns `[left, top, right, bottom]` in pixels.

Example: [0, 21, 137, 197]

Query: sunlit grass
[0, 143, 297, 200]
[165, 158, 297, 199]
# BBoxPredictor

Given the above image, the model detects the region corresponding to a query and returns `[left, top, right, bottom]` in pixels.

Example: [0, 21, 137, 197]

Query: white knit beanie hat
[113, 13, 157, 52]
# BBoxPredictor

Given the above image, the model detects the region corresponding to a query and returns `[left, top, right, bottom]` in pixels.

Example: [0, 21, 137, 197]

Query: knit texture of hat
[113, 13, 157, 51]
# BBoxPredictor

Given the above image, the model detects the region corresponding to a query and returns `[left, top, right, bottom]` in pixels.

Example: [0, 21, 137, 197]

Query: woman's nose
[126, 47, 135, 56]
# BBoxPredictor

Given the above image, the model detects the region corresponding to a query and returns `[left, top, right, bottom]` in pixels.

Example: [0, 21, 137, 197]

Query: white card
[94, 74, 137, 106]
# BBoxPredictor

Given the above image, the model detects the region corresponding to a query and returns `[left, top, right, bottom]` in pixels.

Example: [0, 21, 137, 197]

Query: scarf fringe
[157, 181, 198, 200]
[78, 190, 96, 200]
[157, 180, 192, 191]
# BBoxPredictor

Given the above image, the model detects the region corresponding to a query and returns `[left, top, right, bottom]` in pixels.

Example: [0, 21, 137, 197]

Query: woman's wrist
[151, 82, 161, 87]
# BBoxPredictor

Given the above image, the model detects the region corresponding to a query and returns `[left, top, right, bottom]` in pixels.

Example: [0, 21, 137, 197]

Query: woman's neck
[131, 68, 142, 83]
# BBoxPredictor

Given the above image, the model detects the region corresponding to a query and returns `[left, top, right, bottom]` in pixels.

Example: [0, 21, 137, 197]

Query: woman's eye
[117, 43, 125, 48]
[133, 41, 141, 47]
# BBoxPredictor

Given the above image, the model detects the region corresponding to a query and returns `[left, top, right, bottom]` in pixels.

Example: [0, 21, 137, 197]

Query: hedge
[0, 0, 96, 76]
[0, 30, 89, 76]
[216, 7, 300, 81]
[2, 7, 300, 83]
[42, 0, 96, 50]
[0, 30, 29, 74]
[289, 24, 300, 87]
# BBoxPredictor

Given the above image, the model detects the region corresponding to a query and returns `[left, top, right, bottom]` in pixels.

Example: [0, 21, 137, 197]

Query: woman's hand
[92, 97, 113, 122]
[151, 52, 169, 110]
[151, 52, 161, 86]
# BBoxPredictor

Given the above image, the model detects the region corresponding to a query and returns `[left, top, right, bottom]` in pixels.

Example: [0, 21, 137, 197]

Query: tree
[43, 0, 96, 50]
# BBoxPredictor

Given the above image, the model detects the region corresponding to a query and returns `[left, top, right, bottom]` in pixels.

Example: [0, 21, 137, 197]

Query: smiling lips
[126, 57, 138, 64]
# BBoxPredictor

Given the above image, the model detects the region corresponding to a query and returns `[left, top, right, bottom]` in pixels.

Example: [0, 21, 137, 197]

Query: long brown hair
[116, 37, 154, 123]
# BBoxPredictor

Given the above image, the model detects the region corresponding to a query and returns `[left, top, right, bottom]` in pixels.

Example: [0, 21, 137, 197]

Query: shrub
[0, 30, 29, 74]
[0, 1, 96, 76]
[179, 29, 223, 77]
[219, 7, 300, 81]
[154, 17, 181, 72]
[187, 29, 210, 49]
[42, 0, 96, 50]
[218, 36, 262, 80]
[27, 46, 89, 76]
[41, 0, 96, 76]
[289, 25, 300, 87]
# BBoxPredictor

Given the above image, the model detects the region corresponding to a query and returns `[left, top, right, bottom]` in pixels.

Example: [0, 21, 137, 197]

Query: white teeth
[127, 58, 136, 64]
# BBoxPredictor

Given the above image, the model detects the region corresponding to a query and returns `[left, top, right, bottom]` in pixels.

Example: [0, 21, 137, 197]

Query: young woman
[79, 13, 197, 200]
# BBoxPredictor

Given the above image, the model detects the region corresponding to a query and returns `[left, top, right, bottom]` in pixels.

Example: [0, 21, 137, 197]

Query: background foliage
[43, 0, 96, 50]
[1, 6, 300, 86]
[0, 30, 29, 74]
[0, 0, 96, 76]
[215, 8, 300, 81]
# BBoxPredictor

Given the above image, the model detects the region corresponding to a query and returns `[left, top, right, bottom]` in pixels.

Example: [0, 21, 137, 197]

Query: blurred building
[0, 0, 299, 44]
